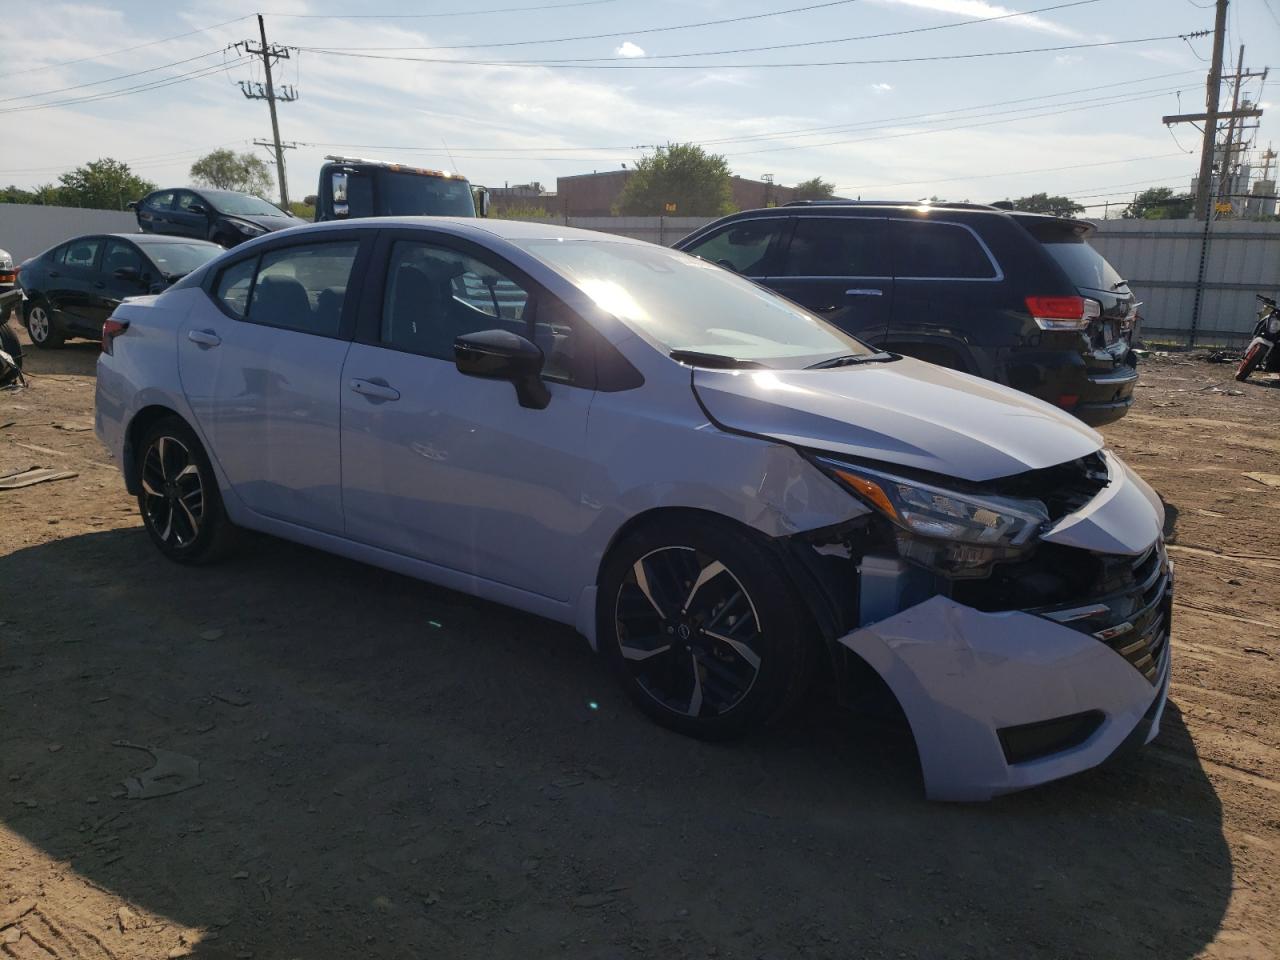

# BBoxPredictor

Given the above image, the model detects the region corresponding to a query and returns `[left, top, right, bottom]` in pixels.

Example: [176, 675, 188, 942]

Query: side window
[248, 241, 359, 336]
[531, 296, 586, 385]
[147, 191, 175, 211]
[894, 220, 998, 280]
[381, 240, 529, 360]
[102, 239, 144, 276]
[215, 258, 256, 319]
[783, 217, 888, 277]
[175, 192, 202, 212]
[683, 220, 785, 277]
[63, 238, 101, 270]
[52, 244, 70, 266]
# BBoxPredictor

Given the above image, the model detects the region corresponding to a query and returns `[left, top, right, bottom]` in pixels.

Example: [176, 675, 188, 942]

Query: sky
[1, 0, 1278, 214]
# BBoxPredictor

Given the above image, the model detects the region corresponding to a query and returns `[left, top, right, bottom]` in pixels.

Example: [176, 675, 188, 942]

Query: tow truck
[307, 156, 491, 221]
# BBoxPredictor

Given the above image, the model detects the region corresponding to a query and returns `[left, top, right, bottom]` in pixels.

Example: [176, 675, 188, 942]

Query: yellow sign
[1215, 202, 1233, 214]
[663, 202, 677, 213]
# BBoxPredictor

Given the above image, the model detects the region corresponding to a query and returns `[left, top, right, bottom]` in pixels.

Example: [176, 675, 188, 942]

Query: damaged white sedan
[95, 219, 1171, 801]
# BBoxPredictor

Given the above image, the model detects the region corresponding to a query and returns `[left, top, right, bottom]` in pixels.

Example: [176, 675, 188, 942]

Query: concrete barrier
[0, 204, 139, 263]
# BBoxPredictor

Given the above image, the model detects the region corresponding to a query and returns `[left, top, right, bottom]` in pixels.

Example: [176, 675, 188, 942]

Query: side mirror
[454, 329, 549, 409]
[126, 200, 139, 211]
[475, 187, 491, 218]
[113, 266, 139, 282]
[714, 258, 739, 272]
[187, 202, 207, 215]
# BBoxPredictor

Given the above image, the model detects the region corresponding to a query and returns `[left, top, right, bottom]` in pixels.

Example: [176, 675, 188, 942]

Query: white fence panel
[0, 204, 139, 263]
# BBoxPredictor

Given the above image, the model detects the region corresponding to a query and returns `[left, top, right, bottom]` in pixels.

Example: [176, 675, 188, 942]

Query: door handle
[48, 270, 60, 278]
[187, 329, 221, 347]
[94, 281, 105, 289]
[349, 378, 401, 402]
[845, 288, 884, 297]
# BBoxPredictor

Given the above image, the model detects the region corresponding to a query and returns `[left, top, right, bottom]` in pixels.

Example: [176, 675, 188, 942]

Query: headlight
[1267, 316, 1280, 337]
[813, 457, 1050, 577]
[232, 220, 266, 236]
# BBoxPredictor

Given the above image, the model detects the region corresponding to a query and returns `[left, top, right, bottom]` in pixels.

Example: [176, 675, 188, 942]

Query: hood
[692, 357, 1102, 483]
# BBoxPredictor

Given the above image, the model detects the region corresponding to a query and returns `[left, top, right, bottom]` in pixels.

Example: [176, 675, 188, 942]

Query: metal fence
[1065, 219, 1280, 347]
[0, 204, 138, 263]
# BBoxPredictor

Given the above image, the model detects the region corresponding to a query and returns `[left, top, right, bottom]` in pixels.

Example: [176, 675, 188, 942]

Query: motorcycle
[1236, 294, 1280, 382]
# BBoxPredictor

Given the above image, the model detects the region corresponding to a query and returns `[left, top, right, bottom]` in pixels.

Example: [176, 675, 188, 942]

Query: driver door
[339, 231, 596, 601]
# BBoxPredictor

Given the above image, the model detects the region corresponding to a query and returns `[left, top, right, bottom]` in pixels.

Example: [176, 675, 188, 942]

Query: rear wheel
[136, 417, 237, 564]
[1236, 343, 1265, 382]
[25, 300, 64, 349]
[598, 516, 816, 740]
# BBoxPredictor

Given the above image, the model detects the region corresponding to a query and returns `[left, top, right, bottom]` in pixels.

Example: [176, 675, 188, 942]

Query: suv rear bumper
[1007, 351, 1138, 426]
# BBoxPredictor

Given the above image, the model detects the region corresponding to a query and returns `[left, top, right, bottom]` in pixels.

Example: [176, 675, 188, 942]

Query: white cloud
[614, 41, 645, 58]
[871, 83, 894, 93]
[1054, 54, 1083, 66]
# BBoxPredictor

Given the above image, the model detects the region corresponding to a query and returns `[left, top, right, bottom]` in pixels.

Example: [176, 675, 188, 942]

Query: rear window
[893, 220, 997, 279]
[1041, 241, 1126, 293]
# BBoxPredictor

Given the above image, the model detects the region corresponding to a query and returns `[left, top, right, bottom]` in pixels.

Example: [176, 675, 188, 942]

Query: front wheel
[1236, 343, 1266, 382]
[25, 301, 65, 349]
[598, 516, 817, 740]
[136, 417, 237, 564]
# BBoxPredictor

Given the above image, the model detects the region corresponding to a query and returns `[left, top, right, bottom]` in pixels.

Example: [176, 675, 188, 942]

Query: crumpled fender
[1039, 451, 1164, 556]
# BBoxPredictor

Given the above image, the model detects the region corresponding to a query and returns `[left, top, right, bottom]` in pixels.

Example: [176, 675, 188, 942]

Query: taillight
[1025, 296, 1100, 331]
[101, 318, 129, 354]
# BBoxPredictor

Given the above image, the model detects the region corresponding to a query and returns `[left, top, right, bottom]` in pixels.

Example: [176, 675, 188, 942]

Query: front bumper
[839, 592, 1171, 801]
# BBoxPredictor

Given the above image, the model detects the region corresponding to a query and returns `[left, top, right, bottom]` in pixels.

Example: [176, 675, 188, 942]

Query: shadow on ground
[1, 527, 1231, 959]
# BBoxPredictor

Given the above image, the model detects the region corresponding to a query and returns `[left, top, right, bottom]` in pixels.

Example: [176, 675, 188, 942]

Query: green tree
[190, 149, 274, 197]
[792, 176, 836, 201]
[57, 159, 155, 210]
[998, 192, 1085, 217]
[615, 143, 734, 216]
[1122, 187, 1193, 220]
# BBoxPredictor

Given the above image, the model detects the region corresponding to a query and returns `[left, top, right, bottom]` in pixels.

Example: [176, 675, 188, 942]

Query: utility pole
[236, 16, 298, 209]
[1196, 0, 1228, 221]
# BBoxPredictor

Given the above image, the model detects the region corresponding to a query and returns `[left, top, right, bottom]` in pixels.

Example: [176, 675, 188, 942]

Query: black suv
[675, 202, 1139, 426]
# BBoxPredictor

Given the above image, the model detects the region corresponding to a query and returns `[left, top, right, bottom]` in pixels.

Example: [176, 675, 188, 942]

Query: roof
[252, 215, 649, 245]
[110, 233, 222, 247]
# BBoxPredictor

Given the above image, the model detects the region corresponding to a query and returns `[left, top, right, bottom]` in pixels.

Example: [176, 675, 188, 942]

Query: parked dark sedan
[676, 202, 1140, 426]
[131, 187, 303, 247]
[18, 233, 221, 348]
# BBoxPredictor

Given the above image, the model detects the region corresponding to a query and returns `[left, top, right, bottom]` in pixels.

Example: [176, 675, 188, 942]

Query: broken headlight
[813, 457, 1050, 577]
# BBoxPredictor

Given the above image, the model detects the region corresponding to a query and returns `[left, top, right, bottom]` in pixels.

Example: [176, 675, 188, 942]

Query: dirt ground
[1, 327, 1278, 960]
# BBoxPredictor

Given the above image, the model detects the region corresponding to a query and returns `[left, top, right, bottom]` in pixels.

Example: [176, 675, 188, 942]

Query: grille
[1035, 541, 1172, 685]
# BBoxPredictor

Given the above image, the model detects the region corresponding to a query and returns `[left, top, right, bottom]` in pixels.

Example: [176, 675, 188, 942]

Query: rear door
[888, 218, 1004, 368]
[169, 191, 210, 240]
[767, 216, 892, 344]
[137, 191, 176, 234]
[47, 236, 103, 331]
[178, 234, 366, 532]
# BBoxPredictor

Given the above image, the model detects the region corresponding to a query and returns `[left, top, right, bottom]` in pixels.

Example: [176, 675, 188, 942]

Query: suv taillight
[101, 318, 129, 355]
[1025, 295, 1100, 331]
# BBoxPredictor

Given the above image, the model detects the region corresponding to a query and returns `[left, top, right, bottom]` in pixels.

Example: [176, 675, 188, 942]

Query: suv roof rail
[782, 199, 1003, 211]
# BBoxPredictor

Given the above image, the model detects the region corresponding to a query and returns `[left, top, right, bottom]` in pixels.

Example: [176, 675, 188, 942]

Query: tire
[598, 515, 817, 740]
[135, 416, 237, 564]
[1236, 344, 1265, 382]
[25, 299, 65, 349]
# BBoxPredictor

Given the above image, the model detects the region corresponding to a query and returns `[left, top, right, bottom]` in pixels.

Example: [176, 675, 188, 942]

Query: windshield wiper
[669, 350, 764, 369]
[806, 352, 894, 369]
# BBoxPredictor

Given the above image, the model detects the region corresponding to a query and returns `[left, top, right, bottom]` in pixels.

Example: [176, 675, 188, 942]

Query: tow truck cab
[307, 156, 491, 221]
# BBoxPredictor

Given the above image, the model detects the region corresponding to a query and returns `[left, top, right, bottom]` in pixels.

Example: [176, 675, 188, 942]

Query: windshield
[518, 239, 874, 365]
[1041, 240, 1126, 293]
[207, 193, 288, 217]
[143, 242, 221, 278]
[343, 170, 475, 217]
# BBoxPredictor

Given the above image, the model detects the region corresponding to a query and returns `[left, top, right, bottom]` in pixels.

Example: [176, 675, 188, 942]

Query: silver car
[95, 218, 1172, 801]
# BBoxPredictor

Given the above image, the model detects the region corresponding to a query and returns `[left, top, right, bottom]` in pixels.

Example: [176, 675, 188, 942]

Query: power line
[0, 141, 253, 177]
[0, 15, 251, 81]
[0, 49, 230, 105]
[298, 32, 1204, 70]
[317, 0, 1098, 52]
[0, 57, 254, 116]
[837, 152, 1193, 191]
[263, 0, 620, 18]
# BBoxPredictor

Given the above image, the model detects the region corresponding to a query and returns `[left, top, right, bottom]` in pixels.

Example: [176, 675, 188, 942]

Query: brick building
[555, 170, 797, 216]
